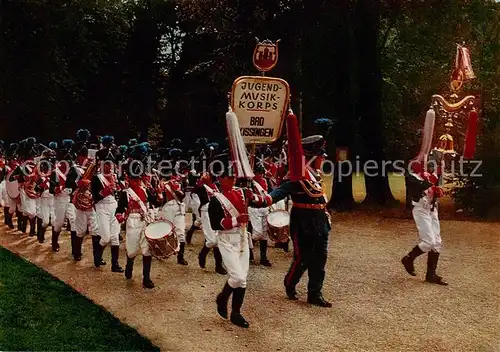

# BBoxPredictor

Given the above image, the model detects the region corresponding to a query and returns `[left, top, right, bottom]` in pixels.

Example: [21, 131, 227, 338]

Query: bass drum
[5, 171, 19, 199]
[144, 220, 178, 260]
[267, 209, 290, 243]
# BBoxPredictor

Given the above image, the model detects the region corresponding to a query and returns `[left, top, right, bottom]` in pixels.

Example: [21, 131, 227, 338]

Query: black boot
[37, 218, 45, 243]
[230, 287, 249, 328]
[284, 276, 298, 300]
[111, 245, 124, 272]
[125, 257, 134, 279]
[5, 209, 14, 229]
[70, 231, 76, 257]
[4, 207, 10, 226]
[92, 236, 106, 267]
[73, 234, 83, 261]
[259, 240, 271, 267]
[307, 293, 333, 308]
[401, 245, 424, 276]
[185, 225, 196, 245]
[29, 217, 37, 237]
[142, 256, 154, 288]
[3, 207, 7, 225]
[22, 215, 29, 233]
[51, 229, 60, 252]
[277, 240, 290, 253]
[198, 244, 210, 268]
[21, 215, 28, 233]
[216, 281, 233, 319]
[425, 251, 448, 285]
[249, 248, 254, 263]
[213, 247, 227, 275]
[177, 242, 188, 265]
[16, 210, 23, 232]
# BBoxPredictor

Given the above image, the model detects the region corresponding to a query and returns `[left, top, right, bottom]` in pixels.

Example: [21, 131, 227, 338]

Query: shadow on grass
[0, 247, 159, 351]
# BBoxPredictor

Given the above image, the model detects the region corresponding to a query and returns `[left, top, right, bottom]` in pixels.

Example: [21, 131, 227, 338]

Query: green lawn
[323, 172, 407, 202]
[0, 248, 159, 351]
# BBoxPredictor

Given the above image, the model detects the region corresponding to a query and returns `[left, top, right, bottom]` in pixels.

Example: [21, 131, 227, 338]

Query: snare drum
[144, 220, 178, 260]
[267, 210, 290, 243]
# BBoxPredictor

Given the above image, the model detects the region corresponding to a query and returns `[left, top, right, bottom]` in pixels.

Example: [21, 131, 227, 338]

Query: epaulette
[298, 179, 324, 198]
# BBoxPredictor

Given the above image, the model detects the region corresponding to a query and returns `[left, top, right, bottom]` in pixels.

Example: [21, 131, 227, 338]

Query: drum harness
[125, 186, 153, 224]
[213, 190, 246, 253]
[163, 181, 185, 217]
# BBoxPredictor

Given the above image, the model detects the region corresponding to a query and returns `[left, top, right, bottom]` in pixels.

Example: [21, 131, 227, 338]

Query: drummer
[115, 144, 158, 289]
[265, 149, 290, 252]
[248, 163, 271, 267]
[159, 148, 188, 266]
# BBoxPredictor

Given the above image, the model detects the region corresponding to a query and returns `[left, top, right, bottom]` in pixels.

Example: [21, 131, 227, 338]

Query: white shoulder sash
[203, 184, 218, 196]
[56, 169, 67, 182]
[252, 180, 266, 197]
[213, 192, 240, 218]
[98, 174, 110, 188]
[126, 187, 148, 215]
[164, 182, 178, 202]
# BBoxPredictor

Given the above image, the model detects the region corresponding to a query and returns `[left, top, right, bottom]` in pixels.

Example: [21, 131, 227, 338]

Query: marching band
[0, 129, 297, 328]
[0, 122, 448, 329]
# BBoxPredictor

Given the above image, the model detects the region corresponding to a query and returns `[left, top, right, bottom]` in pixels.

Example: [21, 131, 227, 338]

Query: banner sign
[230, 76, 290, 144]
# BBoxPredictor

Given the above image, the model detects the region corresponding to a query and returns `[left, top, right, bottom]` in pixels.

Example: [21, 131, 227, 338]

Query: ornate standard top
[253, 38, 280, 73]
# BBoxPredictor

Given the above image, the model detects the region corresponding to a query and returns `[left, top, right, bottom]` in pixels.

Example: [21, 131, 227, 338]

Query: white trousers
[49, 195, 55, 224]
[413, 200, 442, 253]
[160, 200, 186, 243]
[0, 180, 5, 207]
[200, 204, 218, 248]
[249, 206, 269, 241]
[185, 192, 201, 220]
[36, 194, 52, 227]
[75, 208, 98, 237]
[126, 214, 150, 257]
[20, 189, 37, 218]
[95, 196, 120, 246]
[6, 195, 20, 213]
[218, 228, 249, 288]
[53, 193, 76, 232]
[1, 182, 19, 211]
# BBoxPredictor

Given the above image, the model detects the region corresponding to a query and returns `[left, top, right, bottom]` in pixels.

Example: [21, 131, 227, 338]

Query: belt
[292, 202, 326, 210]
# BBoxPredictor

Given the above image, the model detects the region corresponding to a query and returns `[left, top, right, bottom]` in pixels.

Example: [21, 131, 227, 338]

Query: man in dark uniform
[266, 135, 332, 307]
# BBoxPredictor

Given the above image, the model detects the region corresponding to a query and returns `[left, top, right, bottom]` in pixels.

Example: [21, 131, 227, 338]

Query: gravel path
[1, 214, 499, 352]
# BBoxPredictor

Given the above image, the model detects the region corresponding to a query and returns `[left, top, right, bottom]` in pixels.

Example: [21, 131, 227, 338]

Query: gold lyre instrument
[72, 161, 97, 211]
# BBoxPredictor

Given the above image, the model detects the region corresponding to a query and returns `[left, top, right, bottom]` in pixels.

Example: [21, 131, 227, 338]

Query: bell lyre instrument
[72, 161, 97, 211]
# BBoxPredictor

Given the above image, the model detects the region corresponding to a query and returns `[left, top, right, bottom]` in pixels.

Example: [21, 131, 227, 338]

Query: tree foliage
[0, 0, 499, 211]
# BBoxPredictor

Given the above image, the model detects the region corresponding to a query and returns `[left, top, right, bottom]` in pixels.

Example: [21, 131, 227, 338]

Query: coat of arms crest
[253, 38, 280, 72]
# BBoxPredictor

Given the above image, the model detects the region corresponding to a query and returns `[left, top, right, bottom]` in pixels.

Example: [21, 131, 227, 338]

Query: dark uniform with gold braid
[267, 135, 332, 307]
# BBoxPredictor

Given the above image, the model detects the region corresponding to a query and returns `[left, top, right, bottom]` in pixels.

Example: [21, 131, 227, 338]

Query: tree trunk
[328, 1, 355, 211]
[123, 1, 159, 141]
[355, 0, 396, 206]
